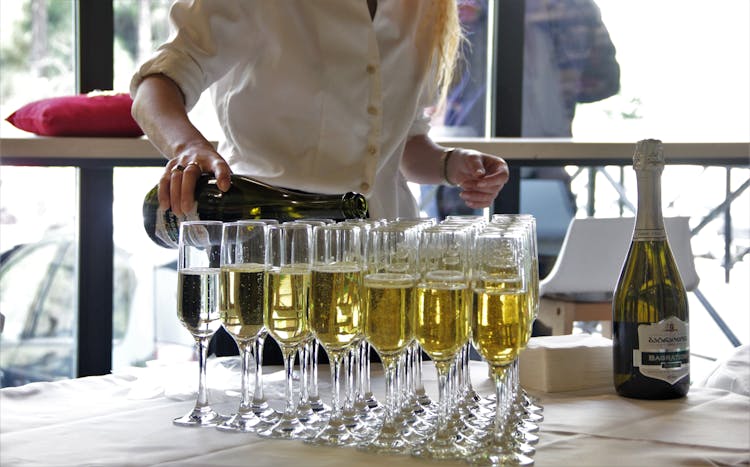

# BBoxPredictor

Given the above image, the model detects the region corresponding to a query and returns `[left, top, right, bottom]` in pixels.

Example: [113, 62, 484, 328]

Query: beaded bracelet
[441, 148, 458, 186]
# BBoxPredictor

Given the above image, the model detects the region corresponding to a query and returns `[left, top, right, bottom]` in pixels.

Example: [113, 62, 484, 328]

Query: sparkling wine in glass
[412, 226, 472, 460]
[360, 224, 418, 453]
[216, 221, 274, 432]
[173, 220, 226, 427]
[468, 229, 534, 466]
[307, 223, 364, 447]
[258, 223, 320, 439]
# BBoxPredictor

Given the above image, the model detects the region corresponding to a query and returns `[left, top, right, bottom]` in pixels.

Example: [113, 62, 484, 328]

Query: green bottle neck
[634, 168, 666, 240]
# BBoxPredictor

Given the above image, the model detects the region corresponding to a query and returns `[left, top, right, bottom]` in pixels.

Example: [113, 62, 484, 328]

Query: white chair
[520, 179, 576, 260]
[536, 216, 699, 336]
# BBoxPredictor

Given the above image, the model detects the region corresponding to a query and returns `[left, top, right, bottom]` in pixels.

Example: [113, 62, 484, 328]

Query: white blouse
[131, 0, 439, 220]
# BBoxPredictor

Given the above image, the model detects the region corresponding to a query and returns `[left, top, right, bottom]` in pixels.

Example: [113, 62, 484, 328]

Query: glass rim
[180, 220, 223, 227]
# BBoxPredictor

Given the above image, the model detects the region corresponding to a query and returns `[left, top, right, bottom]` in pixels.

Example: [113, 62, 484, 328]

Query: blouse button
[366, 144, 378, 156]
[360, 182, 370, 192]
[367, 105, 378, 116]
[366, 64, 377, 74]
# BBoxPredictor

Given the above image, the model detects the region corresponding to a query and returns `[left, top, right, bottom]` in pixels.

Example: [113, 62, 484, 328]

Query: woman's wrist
[441, 148, 458, 186]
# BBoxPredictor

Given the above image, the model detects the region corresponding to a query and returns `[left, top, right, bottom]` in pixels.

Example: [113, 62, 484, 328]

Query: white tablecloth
[1, 358, 748, 466]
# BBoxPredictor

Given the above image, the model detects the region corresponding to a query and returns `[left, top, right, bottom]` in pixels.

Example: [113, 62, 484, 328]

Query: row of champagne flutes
[174, 214, 541, 465]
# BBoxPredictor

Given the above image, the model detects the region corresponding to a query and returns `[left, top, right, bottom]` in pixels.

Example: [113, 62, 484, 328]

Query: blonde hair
[419, 0, 465, 107]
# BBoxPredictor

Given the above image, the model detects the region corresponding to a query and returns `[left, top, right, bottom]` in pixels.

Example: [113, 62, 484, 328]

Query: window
[0, 0, 76, 137]
[113, 0, 222, 137]
[0, 168, 78, 387]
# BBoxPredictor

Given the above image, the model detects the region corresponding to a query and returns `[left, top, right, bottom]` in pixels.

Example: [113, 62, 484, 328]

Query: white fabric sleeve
[130, 47, 206, 111]
[407, 106, 432, 137]
[407, 66, 439, 137]
[129, 0, 259, 111]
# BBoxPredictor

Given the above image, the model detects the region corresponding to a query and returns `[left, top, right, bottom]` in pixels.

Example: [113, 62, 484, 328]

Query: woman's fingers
[159, 153, 231, 216]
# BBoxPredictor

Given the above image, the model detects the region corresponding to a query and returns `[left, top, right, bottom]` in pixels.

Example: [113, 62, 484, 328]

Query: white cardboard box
[519, 334, 613, 392]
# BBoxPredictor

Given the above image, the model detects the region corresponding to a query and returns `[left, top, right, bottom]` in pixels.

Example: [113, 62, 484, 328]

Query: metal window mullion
[490, 0, 525, 215]
[75, 0, 114, 378]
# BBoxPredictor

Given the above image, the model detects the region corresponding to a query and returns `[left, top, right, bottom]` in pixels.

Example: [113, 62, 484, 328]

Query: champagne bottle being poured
[143, 174, 368, 248]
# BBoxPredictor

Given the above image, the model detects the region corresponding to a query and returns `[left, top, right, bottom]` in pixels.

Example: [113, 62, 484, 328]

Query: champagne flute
[468, 229, 534, 466]
[412, 226, 472, 460]
[173, 220, 226, 427]
[307, 223, 364, 447]
[259, 223, 319, 439]
[217, 221, 273, 432]
[344, 218, 385, 416]
[490, 216, 544, 425]
[360, 224, 418, 453]
[391, 218, 438, 420]
[294, 220, 333, 417]
[439, 219, 494, 435]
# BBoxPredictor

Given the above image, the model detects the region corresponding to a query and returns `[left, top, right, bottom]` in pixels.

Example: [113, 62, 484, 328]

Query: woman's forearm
[400, 134, 448, 185]
[131, 74, 215, 160]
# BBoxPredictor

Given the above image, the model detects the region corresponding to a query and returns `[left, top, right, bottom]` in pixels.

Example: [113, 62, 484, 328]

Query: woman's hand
[131, 74, 233, 216]
[160, 145, 233, 216]
[445, 148, 509, 209]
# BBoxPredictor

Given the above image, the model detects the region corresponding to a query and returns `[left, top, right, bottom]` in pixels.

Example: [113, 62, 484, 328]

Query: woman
[130, 0, 508, 220]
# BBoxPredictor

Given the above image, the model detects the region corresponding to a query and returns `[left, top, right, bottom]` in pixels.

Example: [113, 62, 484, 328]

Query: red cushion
[5, 92, 144, 137]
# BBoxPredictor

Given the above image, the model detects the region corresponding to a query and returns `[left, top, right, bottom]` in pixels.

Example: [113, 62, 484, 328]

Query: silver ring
[185, 161, 201, 171]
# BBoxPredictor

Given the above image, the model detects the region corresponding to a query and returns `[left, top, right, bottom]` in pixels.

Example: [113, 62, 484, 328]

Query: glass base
[173, 406, 226, 427]
[296, 402, 327, 428]
[522, 411, 544, 424]
[305, 417, 359, 447]
[216, 410, 268, 433]
[467, 448, 535, 466]
[257, 414, 320, 440]
[411, 429, 475, 461]
[358, 422, 412, 454]
[521, 390, 544, 414]
[514, 428, 539, 446]
[361, 392, 381, 411]
[306, 396, 331, 414]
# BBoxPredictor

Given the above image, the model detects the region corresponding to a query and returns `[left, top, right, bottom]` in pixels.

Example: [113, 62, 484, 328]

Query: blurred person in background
[428, 0, 620, 338]
[427, 0, 619, 232]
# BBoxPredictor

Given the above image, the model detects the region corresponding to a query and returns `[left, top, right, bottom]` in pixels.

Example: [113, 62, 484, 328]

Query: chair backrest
[520, 179, 576, 257]
[539, 216, 699, 300]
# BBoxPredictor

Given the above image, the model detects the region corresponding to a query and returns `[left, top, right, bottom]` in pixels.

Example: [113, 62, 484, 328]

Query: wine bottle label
[632, 229, 667, 241]
[155, 206, 200, 249]
[633, 316, 689, 384]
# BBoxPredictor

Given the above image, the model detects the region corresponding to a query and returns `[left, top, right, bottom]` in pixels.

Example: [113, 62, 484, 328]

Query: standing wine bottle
[143, 174, 368, 248]
[613, 139, 689, 399]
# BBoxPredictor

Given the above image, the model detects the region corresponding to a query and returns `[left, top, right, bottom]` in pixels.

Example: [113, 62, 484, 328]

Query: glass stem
[413, 344, 426, 398]
[283, 348, 297, 416]
[398, 351, 407, 410]
[299, 345, 310, 404]
[344, 349, 355, 412]
[239, 341, 253, 412]
[511, 358, 521, 410]
[311, 341, 320, 400]
[195, 336, 210, 408]
[362, 341, 372, 396]
[494, 365, 510, 441]
[435, 361, 451, 432]
[464, 344, 474, 394]
[253, 333, 266, 404]
[330, 353, 343, 417]
[383, 357, 398, 425]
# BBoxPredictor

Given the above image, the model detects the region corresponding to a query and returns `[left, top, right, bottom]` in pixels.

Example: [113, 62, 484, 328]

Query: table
[2, 357, 748, 467]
